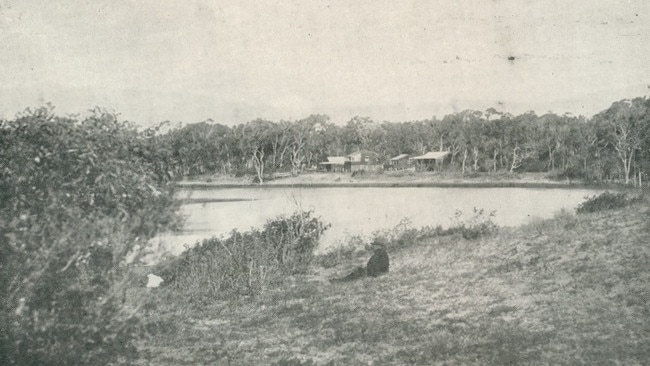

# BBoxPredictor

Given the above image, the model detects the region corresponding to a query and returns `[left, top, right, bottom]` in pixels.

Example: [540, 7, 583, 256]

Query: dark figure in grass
[331, 240, 389, 282]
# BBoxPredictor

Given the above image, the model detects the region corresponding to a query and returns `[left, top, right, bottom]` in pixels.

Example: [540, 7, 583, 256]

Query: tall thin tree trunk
[461, 148, 468, 175]
[510, 146, 520, 173]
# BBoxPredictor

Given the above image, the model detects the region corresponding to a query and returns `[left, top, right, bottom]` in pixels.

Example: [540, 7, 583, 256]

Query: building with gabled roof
[390, 153, 411, 170]
[410, 151, 450, 171]
[318, 156, 347, 172]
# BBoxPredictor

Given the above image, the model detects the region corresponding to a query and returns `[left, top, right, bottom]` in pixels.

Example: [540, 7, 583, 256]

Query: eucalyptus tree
[378, 121, 407, 158]
[269, 120, 292, 172]
[458, 110, 486, 173]
[342, 116, 386, 153]
[439, 113, 464, 168]
[288, 115, 329, 175]
[238, 119, 276, 183]
[483, 110, 509, 172]
[593, 97, 649, 184]
[507, 111, 536, 173]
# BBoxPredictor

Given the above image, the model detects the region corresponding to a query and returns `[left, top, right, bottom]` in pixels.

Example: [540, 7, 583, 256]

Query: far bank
[174, 171, 631, 190]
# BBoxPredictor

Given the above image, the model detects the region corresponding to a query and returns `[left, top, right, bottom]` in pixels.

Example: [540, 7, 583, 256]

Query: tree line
[0, 96, 648, 363]
[2, 97, 649, 186]
[154, 97, 650, 185]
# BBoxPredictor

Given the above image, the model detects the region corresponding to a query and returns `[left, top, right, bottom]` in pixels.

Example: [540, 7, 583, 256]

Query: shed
[318, 156, 346, 172]
[347, 150, 379, 163]
[346, 150, 381, 172]
[410, 151, 450, 171]
[390, 153, 411, 170]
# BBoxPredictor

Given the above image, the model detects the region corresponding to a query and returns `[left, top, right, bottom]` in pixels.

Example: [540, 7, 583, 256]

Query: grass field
[130, 196, 650, 365]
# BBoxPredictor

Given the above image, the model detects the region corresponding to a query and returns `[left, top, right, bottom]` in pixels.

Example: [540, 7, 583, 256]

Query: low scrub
[525, 208, 579, 235]
[316, 240, 362, 269]
[318, 209, 499, 269]
[158, 210, 328, 300]
[447, 207, 499, 240]
[576, 191, 641, 214]
[382, 209, 498, 248]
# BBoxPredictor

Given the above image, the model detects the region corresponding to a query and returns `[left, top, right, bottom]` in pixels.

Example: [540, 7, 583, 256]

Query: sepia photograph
[1, 1, 649, 364]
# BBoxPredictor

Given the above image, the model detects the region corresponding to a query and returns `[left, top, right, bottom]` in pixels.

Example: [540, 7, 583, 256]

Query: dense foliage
[157, 210, 328, 300]
[576, 191, 642, 214]
[0, 106, 182, 365]
[158, 97, 650, 185]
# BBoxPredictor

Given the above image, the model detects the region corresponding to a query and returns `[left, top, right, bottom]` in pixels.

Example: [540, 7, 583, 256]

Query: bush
[0, 106, 182, 365]
[576, 191, 640, 214]
[316, 239, 364, 269]
[448, 208, 498, 240]
[351, 169, 366, 178]
[369, 218, 422, 251]
[234, 167, 257, 178]
[158, 210, 328, 300]
[525, 208, 578, 235]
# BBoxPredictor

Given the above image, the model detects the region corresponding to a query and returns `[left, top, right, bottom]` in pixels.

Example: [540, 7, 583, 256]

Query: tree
[458, 110, 485, 174]
[268, 121, 291, 172]
[506, 112, 536, 173]
[593, 97, 649, 184]
[343, 116, 385, 152]
[439, 114, 463, 168]
[288, 115, 329, 175]
[239, 119, 275, 183]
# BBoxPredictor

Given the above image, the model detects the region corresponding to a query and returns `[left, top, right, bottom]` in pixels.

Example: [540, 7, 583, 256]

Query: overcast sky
[1, 0, 649, 126]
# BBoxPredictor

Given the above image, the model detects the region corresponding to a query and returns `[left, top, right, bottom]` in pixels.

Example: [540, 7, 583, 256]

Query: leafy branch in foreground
[0, 106, 182, 365]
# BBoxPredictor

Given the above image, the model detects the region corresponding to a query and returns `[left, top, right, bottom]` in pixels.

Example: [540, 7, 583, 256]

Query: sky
[1, 0, 649, 126]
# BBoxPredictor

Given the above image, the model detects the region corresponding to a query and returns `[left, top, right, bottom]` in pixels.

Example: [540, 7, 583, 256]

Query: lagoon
[152, 186, 604, 257]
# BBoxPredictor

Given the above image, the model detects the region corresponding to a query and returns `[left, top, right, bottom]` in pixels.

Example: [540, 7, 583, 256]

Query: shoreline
[137, 198, 650, 365]
[173, 172, 637, 190]
[174, 180, 620, 190]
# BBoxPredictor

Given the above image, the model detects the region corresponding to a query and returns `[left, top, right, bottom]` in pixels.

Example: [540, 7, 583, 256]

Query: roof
[390, 154, 410, 161]
[410, 151, 450, 160]
[318, 156, 346, 165]
[347, 150, 378, 157]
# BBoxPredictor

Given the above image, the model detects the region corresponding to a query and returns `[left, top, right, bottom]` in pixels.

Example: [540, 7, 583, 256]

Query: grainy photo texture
[1, 1, 649, 365]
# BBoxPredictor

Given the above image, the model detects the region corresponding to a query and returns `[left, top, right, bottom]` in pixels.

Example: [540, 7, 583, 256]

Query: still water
[152, 187, 603, 256]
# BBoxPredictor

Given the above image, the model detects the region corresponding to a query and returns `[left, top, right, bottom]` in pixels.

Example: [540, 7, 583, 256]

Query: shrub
[316, 239, 363, 269]
[576, 191, 639, 214]
[448, 208, 498, 240]
[370, 218, 422, 250]
[0, 106, 182, 365]
[234, 167, 257, 178]
[525, 208, 578, 235]
[158, 210, 328, 300]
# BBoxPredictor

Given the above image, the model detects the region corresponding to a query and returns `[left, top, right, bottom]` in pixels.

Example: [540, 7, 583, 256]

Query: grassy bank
[130, 195, 649, 365]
